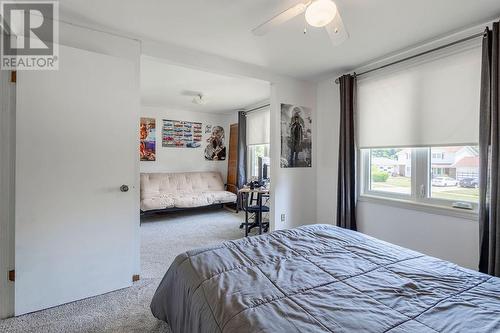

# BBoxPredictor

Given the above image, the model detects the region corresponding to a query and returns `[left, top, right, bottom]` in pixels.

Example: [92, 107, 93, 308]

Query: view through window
[430, 146, 479, 203]
[370, 148, 412, 195]
[367, 146, 479, 204]
[248, 144, 270, 179]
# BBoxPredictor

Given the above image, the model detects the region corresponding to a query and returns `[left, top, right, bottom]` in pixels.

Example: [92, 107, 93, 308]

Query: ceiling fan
[181, 90, 209, 105]
[251, 0, 348, 46]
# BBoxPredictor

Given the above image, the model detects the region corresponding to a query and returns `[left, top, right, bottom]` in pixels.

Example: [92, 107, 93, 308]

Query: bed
[151, 224, 500, 333]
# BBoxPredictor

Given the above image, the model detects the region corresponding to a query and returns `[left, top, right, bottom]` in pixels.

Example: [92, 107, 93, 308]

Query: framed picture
[139, 117, 156, 161]
[204, 126, 226, 161]
[162, 119, 202, 148]
[280, 104, 312, 168]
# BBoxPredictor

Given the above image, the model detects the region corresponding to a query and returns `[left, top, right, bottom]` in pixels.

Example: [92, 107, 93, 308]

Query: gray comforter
[151, 224, 500, 332]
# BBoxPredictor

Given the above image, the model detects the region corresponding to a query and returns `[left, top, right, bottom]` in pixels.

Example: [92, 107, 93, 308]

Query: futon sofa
[140, 171, 237, 213]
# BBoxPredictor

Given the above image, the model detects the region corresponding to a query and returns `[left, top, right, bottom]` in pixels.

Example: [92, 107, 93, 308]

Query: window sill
[358, 194, 478, 221]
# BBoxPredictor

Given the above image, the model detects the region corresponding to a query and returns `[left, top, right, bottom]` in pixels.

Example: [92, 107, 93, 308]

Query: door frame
[0, 64, 16, 319]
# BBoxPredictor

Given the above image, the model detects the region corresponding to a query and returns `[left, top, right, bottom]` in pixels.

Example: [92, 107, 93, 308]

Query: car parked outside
[459, 177, 479, 188]
[431, 176, 458, 187]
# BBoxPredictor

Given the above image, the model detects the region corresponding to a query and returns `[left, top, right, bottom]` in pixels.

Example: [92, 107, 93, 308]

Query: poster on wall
[280, 104, 312, 168]
[204, 126, 226, 161]
[139, 117, 156, 161]
[162, 119, 202, 148]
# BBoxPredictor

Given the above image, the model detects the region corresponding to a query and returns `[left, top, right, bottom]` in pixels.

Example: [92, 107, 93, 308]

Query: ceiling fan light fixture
[305, 0, 337, 28]
[192, 94, 207, 105]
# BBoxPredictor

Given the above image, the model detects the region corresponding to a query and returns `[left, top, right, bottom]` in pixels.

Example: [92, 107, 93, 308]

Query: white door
[15, 45, 140, 315]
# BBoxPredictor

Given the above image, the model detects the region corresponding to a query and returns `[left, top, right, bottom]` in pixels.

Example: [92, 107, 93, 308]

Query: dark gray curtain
[479, 22, 500, 277]
[237, 111, 247, 189]
[336, 74, 357, 231]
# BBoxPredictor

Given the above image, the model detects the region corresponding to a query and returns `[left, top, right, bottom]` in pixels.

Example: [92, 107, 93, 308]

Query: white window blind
[246, 108, 270, 145]
[357, 43, 482, 148]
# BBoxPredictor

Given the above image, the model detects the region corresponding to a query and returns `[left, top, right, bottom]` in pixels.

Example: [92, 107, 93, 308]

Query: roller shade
[357, 43, 482, 148]
[246, 108, 270, 145]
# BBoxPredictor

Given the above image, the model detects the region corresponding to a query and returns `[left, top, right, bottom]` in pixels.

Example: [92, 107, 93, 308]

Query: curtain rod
[334, 30, 486, 84]
[243, 104, 270, 114]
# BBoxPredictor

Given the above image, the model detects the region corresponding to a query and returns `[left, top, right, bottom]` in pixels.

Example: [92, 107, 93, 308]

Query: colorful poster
[140, 117, 156, 161]
[162, 119, 202, 148]
[205, 126, 226, 161]
[280, 104, 312, 168]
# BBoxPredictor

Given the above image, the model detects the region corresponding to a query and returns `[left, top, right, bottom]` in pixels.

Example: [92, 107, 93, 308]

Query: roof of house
[432, 163, 453, 167]
[442, 147, 462, 153]
[452, 156, 480, 168]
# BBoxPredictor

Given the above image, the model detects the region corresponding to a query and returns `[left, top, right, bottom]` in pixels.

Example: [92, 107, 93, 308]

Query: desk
[238, 187, 270, 236]
[238, 187, 269, 195]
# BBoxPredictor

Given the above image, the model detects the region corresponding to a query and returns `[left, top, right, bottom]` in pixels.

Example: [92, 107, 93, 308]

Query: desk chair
[240, 192, 270, 237]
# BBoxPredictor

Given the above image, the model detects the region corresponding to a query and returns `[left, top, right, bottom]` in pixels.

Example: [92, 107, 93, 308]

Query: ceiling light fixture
[251, 0, 348, 47]
[305, 0, 337, 28]
[192, 94, 207, 105]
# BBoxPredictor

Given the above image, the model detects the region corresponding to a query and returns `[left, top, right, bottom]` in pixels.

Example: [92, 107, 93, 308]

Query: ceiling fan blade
[181, 90, 203, 97]
[252, 1, 311, 36]
[325, 12, 349, 46]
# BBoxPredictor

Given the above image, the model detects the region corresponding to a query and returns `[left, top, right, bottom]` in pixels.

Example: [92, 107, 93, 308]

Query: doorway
[138, 56, 272, 277]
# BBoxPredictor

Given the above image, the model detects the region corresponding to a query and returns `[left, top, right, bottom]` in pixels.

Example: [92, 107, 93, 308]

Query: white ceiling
[141, 57, 270, 113]
[60, 0, 500, 79]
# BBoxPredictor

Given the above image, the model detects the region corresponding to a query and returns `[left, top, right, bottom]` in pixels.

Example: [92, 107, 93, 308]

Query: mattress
[151, 224, 500, 333]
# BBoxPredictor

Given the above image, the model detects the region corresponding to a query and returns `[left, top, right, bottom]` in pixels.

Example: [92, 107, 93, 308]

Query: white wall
[316, 78, 340, 225]
[140, 106, 237, 182]
[357, 201, 479, 269]
[271, 81, 317, 230]
[316, 75, 480, 270]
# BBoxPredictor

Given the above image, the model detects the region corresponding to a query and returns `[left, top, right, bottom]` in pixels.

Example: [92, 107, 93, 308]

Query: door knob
[120, 185, 129, 192]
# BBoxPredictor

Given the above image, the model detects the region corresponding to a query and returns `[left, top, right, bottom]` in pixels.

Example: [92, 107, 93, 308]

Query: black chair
[240, 191, 270, 237]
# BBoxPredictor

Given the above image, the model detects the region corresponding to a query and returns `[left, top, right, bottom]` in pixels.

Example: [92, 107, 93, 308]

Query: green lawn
[432, 187, 479, 202]
[386, 177, 411, 187]
[372, 176, 411, 190]
[372, 176, 479, 202]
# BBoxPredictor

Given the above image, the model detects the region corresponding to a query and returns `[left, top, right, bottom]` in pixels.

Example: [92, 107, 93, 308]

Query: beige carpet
[0, 208, 246, 333]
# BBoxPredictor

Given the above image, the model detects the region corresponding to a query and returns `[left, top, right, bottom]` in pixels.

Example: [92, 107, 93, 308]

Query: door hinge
[8, 270, 15, 282]
[10, 70, 16, 83]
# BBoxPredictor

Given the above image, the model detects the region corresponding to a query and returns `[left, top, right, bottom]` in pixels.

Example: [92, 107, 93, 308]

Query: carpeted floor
[0, 208, 246, 333]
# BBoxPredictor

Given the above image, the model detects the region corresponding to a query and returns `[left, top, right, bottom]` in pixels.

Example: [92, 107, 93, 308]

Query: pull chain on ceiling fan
[251, 0, 348, 46]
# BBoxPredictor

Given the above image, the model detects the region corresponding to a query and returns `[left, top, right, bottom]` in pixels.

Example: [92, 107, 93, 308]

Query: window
[246, 107, 270, 181]
[432, 152, 444, 159]
[361, 145, 479, 210]
[248, 144, 270, 179]
[357, 43, 481, 214]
